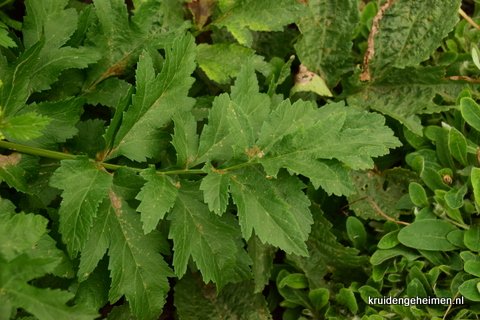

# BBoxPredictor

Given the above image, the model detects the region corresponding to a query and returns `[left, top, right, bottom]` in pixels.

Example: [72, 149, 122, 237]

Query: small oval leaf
[398, 220, 458, 251]
[461, 97, 480, 131]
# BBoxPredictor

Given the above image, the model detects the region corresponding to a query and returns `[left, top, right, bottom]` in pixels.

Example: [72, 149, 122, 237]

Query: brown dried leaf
[0, 153, 21, 169]
[188, 0, 216, 30]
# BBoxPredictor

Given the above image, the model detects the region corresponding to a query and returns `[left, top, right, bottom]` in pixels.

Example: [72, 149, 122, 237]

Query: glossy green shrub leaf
[445, 185, 468, 210]
[465, 224, 480, 252]
[346, 216, 366, 249]
[459, 278, 480, 301]
[409, 182, 429, 207]
[461, 97, 480, 131]
[472, 168, 480, 207]
[335, 288, 358, 314]
[308, 288, 329, 311]
[377, 230, 400, 249]
[279, 273, 309, 289]
[465, 260, 480, 277]
[398, 220, 458, 251]
[448, 127, 468, 166]
[370, 245, 421, 265]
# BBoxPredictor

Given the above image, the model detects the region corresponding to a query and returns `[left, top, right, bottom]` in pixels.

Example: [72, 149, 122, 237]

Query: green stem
[0, 140, 77, 160]
[0, 0, 13, 9]
[0, 140, 257, 176]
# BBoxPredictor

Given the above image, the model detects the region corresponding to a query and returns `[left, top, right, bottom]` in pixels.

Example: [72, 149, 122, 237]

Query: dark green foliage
[2, 0, 480, 319]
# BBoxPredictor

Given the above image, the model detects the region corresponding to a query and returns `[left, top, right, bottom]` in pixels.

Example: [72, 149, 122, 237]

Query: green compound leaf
[50, 158, 112, 258]
[168, 181, 240, 289]
[196, 43, 267, 84]
[230, 167, 312, 256]
[23, 0, 100, 92]
[248, 234, 277, 293]
[0, 212, 48, 262]
[196, 94, 235, 163]
[368, 0, 461, 79]
[79, 190, 173, 320]
[6, 98, 84, 149]
[213, 0, 305, 47]
[200, 164, 230, 216]
[136, 166, 179, 234]
[0, 39, 44, 117]
[260, 102, 401, 188]
[295, 0, 358, 88]
[256, 99, 317, 154]
[171, 110, 199, 168]
[0, 153, 39, 194]
[398, 219, 458, 251]
[0, 22, 15, 48]
[83, 0, 184, 90]
[0, 217, 97, 320]
[109, 35, 196, 162]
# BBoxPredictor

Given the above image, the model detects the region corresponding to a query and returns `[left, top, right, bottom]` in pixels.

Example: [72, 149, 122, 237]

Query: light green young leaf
[260, 103, 401, 180]
[168, 181, 239, 289]
[108, 35, 196, 162]
[50, 158, 113, 258]
[0, 22, 15, 48]
[230, 167, 312, 256]
[171, 110, 199, 168]
[6, 98, 84, 149]
[295, 0, 358, 88]
[213, 0, 305, 47]
[368, 0, 461, 79]
[200, 164, 230, 215]
[79, 190, 173, 320]
[136, 166, 179, 234]
[1, 113, 51, 140]
[196, 43, 267, 84]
